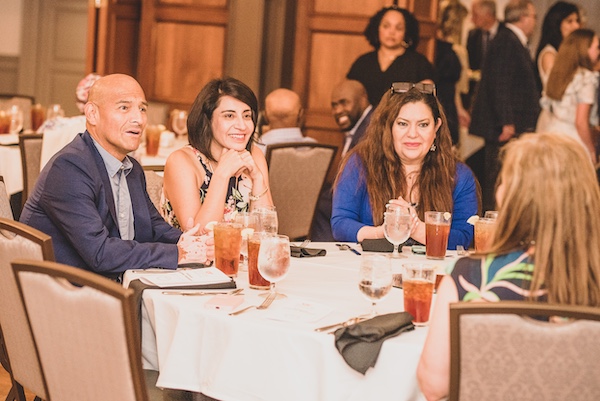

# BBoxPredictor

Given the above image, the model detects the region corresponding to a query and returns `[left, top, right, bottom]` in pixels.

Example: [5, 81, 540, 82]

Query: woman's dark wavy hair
[535, 1, 579, 64]
[363, 6, 420, 50]
[187, 77, 258, 162]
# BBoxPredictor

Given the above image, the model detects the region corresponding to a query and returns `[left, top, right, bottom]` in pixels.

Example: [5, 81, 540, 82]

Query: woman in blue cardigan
[331, 83, 479, 249]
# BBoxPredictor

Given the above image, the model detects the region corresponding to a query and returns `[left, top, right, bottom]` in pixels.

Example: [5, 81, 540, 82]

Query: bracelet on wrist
[249, 186, 269, 201]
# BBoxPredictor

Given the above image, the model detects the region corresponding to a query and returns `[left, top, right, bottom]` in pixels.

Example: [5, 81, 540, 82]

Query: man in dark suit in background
[467, 0, 500, 75]
[470, 0, 540, 212]
[310, 80, 372, 241]
[20, 74, 212, 280]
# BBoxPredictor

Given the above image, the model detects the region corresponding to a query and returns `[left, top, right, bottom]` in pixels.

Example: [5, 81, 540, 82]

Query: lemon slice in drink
[443, 212, 452, 221]
[204, 221, 218, 231]
[466, 215, 479, 225]
[241, 228, 255, 239]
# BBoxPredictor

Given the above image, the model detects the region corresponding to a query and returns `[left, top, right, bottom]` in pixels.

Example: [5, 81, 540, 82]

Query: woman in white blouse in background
[541, 28, 599, 163]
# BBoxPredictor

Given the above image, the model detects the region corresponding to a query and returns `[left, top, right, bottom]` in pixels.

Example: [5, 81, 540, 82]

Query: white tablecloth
[133, 244, 455, 401]
[0, 143, 23, 195]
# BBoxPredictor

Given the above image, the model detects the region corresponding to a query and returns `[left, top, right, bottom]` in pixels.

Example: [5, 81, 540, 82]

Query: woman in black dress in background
[347, 5, 434, 106]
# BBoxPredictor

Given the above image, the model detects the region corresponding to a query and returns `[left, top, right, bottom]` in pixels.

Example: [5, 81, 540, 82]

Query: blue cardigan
[331, 155, 478, 248]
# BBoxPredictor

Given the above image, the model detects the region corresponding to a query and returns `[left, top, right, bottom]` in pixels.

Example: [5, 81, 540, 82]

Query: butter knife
[162, 288, 243, 296]
[314, 315, 369, 332]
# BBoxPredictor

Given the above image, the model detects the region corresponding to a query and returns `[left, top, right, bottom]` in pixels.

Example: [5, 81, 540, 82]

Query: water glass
[46, 104, 64, 120]
[358, 254, 393, 316]
[257, 234, 290, 298]
[9, 105, 23, 134]
[383, 211, 412, 258]
[252, 206, 278, 234]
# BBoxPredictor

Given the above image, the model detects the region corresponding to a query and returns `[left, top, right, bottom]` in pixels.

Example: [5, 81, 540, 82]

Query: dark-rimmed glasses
[390, 82, 436, 96]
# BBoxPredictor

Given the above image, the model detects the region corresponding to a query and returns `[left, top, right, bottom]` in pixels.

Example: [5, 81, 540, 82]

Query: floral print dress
[449, 251, 547, 302]
[161, 146, 251, 229]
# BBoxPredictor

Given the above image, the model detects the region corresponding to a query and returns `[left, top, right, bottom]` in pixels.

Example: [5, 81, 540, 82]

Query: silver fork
[228, 292, 277, 316]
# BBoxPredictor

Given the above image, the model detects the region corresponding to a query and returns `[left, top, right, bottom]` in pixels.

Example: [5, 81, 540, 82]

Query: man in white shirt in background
[331, 79, 373, 158]
[256, 88, 316, 154]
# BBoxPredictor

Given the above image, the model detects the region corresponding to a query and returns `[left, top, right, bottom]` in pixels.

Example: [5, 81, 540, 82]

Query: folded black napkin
[129, 277, 236, 314]
[290, 246, 327, 258]
[360, 238, 395, 253]
[334, 312, 415, 374]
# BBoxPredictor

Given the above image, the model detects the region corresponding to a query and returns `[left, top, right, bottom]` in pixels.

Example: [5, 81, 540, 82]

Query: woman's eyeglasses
[390, 82, 436, 96]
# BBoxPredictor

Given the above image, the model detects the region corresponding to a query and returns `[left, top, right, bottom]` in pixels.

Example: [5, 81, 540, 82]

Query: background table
[134, 243, 455, 401]
[0, 139, 23, 195]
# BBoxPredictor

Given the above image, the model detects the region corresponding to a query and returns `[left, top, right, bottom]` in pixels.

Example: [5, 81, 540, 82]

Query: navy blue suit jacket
[20, 131, 181, 279]
[470, 25, 540, 141]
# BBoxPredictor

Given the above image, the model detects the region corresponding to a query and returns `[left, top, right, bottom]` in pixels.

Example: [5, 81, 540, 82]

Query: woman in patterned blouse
[162, 78, 273, 230]
[417, 133, 600, 400]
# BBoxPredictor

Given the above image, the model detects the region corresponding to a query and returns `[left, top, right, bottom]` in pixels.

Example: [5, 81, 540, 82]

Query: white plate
[0, 134, 19, 146]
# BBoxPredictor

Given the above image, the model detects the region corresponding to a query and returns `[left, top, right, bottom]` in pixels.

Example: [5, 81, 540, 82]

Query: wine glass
[252, 206, 278, 234]
[234, 212, 259, 272]
[358, 254, 393, 316]
[46, 104, 64, 120]
[8, 105, 23, 134]
[484, 210, 499, 220]
[257, 234, 290, 299]
[383, 211, 413, 258]
[171, 110, 188, 137]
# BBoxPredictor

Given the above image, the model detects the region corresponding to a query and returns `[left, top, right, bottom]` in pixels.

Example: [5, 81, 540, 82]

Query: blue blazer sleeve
[38, 149, 180, 275]
[448, 163, 478, 249]
[331, 154, 373, 242]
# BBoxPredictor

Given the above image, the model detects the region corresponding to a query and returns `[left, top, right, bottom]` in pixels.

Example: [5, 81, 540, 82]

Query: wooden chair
[12, 259, 149, 401]
[0, 218, 54, 401]
[266, 142, 337, 241]
[449, 301, 600, 401]
[0, 176, 12, 220]
[143, 165, 164, 213]
[18, 133, 43, 209]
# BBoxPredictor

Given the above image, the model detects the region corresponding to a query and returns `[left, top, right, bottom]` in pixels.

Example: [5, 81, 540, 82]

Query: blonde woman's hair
[491, 133, 600, 306]
[546, 29, 595, 100]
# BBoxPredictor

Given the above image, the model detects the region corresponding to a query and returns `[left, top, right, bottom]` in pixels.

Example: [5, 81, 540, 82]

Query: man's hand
[177, 223, 215, 265]
[498, 124, 516, 142]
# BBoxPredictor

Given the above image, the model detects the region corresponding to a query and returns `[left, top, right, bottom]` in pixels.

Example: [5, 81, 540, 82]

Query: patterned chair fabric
[18, 133, 43, 209]
[12, 259, 149, 401]
[266, 142, 337, 241]
[0, 218, 54, 400]
[0, 176, 13, 219]
[449, 301, 600, 401]
[143, 167, 164, 214]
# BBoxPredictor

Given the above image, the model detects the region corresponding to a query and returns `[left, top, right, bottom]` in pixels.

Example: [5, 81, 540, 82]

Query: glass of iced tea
[31, 103, 46, 131]
[234, 212, 259, 271]
[213, 222, 243, 277]
[425, 211, 451, 260]
[474, 217, 497, 252]
[402, 263, 436, 326]
[0, 110, 10, 134]
[145, 124, 162, 157]
[247, 232, 271, 290]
